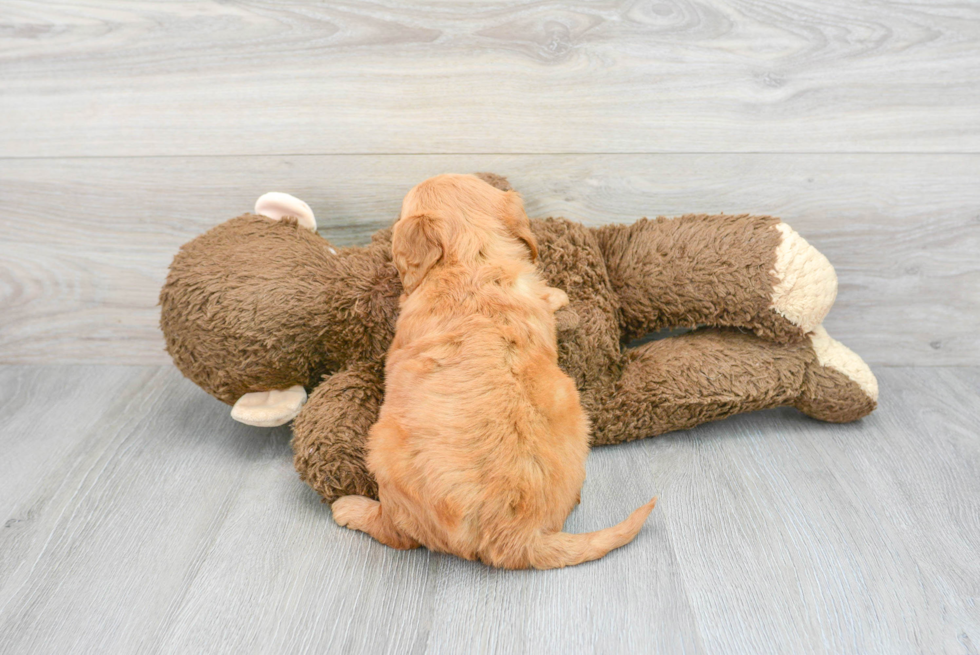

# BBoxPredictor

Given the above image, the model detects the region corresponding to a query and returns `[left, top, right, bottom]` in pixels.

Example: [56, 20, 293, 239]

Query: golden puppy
[332, 174, 656, 569]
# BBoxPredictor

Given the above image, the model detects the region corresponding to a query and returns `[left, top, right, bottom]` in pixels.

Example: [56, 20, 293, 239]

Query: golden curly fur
[332, 174, 656, 569]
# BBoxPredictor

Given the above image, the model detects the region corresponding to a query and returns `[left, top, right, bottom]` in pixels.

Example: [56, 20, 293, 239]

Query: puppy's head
[393, 174, 537, 293]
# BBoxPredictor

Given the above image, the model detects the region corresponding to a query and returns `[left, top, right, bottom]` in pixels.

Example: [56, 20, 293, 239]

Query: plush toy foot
[771, 224, 838, 334]
[795, 326, 878, 423]
[254, 192, 317, 232]
[230, 385, 308, 427]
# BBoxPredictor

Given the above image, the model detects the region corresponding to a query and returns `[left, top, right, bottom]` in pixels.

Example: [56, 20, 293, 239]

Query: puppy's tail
[522, 497, 657, 570]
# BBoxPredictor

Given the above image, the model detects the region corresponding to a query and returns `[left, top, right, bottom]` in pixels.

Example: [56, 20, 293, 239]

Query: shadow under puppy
[332, 174, 656, 569]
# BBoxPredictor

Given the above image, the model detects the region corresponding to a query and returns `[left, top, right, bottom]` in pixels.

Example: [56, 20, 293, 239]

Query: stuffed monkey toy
[160, 174, 877, 502]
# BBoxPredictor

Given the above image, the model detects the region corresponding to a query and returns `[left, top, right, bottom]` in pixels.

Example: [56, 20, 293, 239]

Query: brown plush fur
[796, 360, 878, 423]
[595, 215, 802, 343]
[160, 174, 878, 504]
[333, 174, 654, 568]
[590, 327, 813, 444]
[161, 215, 400, 404]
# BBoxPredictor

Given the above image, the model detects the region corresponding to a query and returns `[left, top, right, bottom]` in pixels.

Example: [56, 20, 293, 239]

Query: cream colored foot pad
[254, 192, 317, 232]
[771, 223, 838, 333]
[810, 326, 879, 402]
[231, 385, 308, 427]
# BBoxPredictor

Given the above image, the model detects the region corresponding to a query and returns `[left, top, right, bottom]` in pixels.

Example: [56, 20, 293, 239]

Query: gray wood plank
[646, 368, 980, 653]
[1, 154, 977, 366]
[0, 365, 269, 651]
[0, 364, 703, 653]
[1, 0, 979, 157]
[158, 431, 703, 654]
[417, 446, 703, 655]
[1, 365, 978, 653]
[0, 365, 160, 581]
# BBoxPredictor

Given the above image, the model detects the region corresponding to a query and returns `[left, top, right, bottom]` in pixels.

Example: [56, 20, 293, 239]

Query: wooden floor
[2, 1, 979, 653]
[0, 365, 977, 653]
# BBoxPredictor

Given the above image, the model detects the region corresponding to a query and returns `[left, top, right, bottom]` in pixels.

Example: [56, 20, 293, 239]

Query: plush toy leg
[589, 327, 877, 446]
[796, 325, 878, 422]
[593, 215, 837, 343]
[291, 364, 384, 503]
[230, 385, 308, 427]
[254, 192, 317, 232]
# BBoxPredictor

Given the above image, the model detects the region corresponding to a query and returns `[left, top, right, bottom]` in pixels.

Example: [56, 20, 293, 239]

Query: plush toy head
[159, 174, 515, 423]
[159, 213, 399, 406]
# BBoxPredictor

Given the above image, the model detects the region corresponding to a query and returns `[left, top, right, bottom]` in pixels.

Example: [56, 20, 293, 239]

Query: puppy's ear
[501, 190, 538, 262]
[392, 213, 445, 293]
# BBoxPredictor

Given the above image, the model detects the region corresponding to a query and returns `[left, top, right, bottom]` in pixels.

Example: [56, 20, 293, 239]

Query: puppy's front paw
[544, 287, 569, 312]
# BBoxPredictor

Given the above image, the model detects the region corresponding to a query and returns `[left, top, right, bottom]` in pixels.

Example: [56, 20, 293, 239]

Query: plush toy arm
[291, 362, 384, 503]
[592, 215, 837, 343]
[587, 326, 877, 446]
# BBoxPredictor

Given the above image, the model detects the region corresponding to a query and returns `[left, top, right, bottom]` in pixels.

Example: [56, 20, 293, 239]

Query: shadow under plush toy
[160, 173, 877, 503]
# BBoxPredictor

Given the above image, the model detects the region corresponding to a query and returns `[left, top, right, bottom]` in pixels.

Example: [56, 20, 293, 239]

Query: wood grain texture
[2, 1, 977, 651]
[1, 154, 977, 366]
[1, 0, 979, 157]
[647, 366, 980, 653]
[0, 365, 977, 653]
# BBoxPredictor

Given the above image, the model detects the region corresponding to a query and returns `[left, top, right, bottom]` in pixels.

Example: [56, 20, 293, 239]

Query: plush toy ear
[392, 213, 445, 293]
[254, 192, 317, 232]
[230, 385, 308, 427]
[500, 190, 538, 262]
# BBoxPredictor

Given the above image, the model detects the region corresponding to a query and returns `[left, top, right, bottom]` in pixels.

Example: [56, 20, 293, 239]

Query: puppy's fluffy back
[340, 174, 655, 569]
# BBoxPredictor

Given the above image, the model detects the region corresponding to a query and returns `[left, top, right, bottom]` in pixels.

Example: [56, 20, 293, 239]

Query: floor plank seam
[2, 151, 980, 161]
